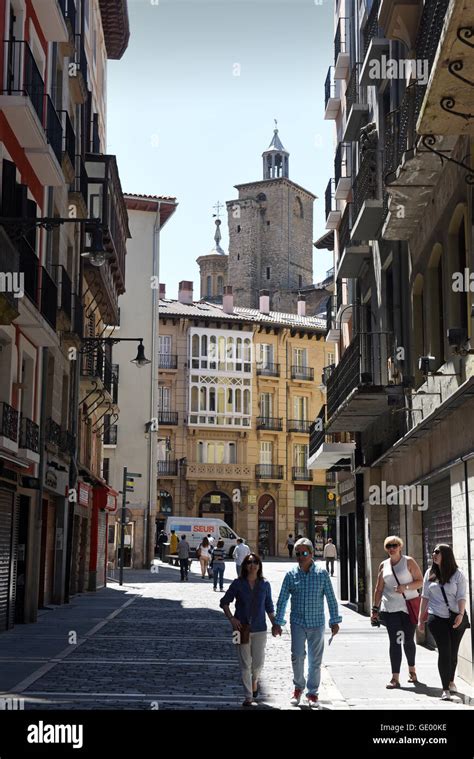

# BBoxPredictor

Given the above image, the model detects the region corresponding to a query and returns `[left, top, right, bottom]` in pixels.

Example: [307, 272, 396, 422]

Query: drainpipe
[32, 346, 49, 615]
[462, 455, 474, 664]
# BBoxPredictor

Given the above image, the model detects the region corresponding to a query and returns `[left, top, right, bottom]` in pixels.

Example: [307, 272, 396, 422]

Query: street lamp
[131, 340, 151, 367]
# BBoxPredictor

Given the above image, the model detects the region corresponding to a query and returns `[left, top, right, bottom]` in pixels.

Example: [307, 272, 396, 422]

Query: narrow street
[1, 560, 472, 711]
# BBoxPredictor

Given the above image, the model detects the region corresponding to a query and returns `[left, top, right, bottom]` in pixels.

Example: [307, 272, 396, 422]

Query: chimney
[159, 283, 166, 299]
[223, 285, 234, 314]
[178, 280, 193, 305]
[259, 289, 270, 315]
[297, 294, 306, 317]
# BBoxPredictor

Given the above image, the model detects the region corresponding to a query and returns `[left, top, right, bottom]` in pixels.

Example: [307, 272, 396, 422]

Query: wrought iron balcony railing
[59, 429, 75, 456]
[309, 406, 326, 457]
[159, 354, 178, 369]
[325, 178, 335, 220]
[19, 416, 39, 453]
[384, 84, 417, 181]
[363, 0, 382, 57]
[288, 419, 311, 433]
[414, 0, 451, 114]
[44, 94, 63, 164]
[3, 40, 44, 122]
[0, 402, 19, 443]
[255, 464, 284, 480]
[334, 17, 349, 63]
[57, 265, 72, 320]
[353, 148, 383, 222]
[82, 345, 112, 393]
[256, 362, 280, 377]
[40, 267, 57, 330]
[45, 418, 61, 447]
[256, 417, 283, 431]
[59, 109, 76, 167]
[291, 365, 314, 381]
[346, 63, 363, 112]
[158, 410, 178, 425]
[158, 460, 178, 477]
[103, 425, 118, 445]
[292, 467, 311, 481]
[324, 67, 337, 110]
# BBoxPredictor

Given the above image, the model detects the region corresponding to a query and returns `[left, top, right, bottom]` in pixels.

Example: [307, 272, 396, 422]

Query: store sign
[78, 482, 91, 507]
[210, 495, 221, 505]
[248, 495, 257, 504]
[43, 463, 68, 496]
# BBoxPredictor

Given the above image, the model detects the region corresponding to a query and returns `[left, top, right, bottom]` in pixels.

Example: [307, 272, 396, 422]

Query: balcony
[378, 0, 422, 49]
[360, 0, 390, 86]
[415, 0, 471, 135]
[0, 227, 20, 324]
[255, 464, 284, 481]
[288, 419, 311, 433]
[351, 148, 386, 240]
[111, 365, 119, 405]
[14, 239, 57, 344]
[325, 179, 341, 230]
[382, 83, 456, 241]
[158, 410, 178, 426]
[292, 467, 312, 482]
[69, 35, 88, 104]
[324, 67, 340, 120]
[334, 17, 350, 79]
[186, 463, 253, 481]
[308, 409, 355, 470]
[69, 155, 88, 219]
[158, 460, 178, 477]
[45, 418, 61, 448]
[334, 142, 352, 200]
[256, 362, 280, 378]
[326, 332, 394, 432]
[59, 429, 75, 457]
[24, 94, 64, 186]
[103, 425, 118, 445]
[18, 416, 40, 463]
[256, 417, 283, 431]
[291, 366, 314, 382]
[159, 354, 178, 370]
[0, 402, 19, 452]
[31, 0, 69, 42]
[84, 154, 130, 325]
[343, 63, 369, 142]
[59, 110, 76, 181]
[326, 297, 340, 342]
[59, 0, 77, 56]
[81, 346, 113, 397]
[336, 204, 371, 279]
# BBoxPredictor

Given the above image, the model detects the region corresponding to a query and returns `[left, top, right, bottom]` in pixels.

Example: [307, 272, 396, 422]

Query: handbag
[440, 585, 471, 631]
[391, 564, 426, 625]
[238, 581, 260, 645]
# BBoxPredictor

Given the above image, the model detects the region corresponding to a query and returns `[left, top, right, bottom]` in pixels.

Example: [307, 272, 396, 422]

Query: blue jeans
[213, 564, 225, 589]
[290, 623, 325, 696]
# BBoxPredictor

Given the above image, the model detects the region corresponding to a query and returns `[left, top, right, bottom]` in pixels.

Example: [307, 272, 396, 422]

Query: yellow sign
[248, 495, 257, 504]
[328, 491, 335, 501]
[210, 495, 221, 505]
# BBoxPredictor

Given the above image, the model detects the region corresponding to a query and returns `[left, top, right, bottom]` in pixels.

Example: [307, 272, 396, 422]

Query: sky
[107, 0, 335, 300]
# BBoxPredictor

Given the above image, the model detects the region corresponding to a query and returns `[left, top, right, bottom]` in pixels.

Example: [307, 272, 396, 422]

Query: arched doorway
[199, 491, 234, 529]
[258, 494, 276, 557]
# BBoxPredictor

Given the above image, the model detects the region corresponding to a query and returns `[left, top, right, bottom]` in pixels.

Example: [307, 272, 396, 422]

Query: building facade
[309, 0, 474, 685]
[0, 0, 130, 631]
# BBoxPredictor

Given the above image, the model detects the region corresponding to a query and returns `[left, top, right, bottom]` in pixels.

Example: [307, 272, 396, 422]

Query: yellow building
[156, 281, 334, 557]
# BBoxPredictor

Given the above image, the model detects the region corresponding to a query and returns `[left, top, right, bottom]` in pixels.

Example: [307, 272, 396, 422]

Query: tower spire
[262, 121, 289, 179]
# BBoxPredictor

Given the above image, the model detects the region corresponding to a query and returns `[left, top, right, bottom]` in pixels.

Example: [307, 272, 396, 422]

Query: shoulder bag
[239, 580, 261, 645]
[440, 584, 470, 631]
[391, 563, 425, 625]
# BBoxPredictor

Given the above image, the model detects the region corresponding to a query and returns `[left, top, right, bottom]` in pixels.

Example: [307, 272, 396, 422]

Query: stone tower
[196, 211, 228, 303]
[227, 125, 316, 309]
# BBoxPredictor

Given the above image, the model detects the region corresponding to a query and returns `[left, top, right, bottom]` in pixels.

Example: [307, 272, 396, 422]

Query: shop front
[90, 485, 118, 590]
[258, 493, 276, 557]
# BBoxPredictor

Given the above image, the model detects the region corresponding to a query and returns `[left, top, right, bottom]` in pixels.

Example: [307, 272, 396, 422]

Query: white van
[165, 517, 240, 558]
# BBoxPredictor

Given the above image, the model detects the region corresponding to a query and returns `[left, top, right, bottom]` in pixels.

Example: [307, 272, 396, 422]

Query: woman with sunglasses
[418, 544, 469, 700]
[220, 553, 276, 707]
[371, 536, 424, 689]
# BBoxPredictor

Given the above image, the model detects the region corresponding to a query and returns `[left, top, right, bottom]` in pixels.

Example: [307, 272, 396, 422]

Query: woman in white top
[418, 544, 469, 701]
[371, 535, 424, 689]
[198, 537, 211, 579]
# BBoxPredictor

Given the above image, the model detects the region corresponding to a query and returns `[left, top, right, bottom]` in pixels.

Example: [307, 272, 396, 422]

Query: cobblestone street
[0, 560, 472, 711]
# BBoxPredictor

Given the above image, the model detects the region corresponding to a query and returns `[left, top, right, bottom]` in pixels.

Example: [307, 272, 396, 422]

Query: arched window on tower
[206, 275, 212, 296]
[217, 276, 224, 295]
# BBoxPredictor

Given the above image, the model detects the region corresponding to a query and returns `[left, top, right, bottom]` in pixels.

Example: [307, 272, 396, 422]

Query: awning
[314, 231, 334, 251]
[93, 484, 119, 513]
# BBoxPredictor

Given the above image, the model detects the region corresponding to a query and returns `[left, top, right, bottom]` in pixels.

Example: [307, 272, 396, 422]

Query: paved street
[0, 560, 472, 711]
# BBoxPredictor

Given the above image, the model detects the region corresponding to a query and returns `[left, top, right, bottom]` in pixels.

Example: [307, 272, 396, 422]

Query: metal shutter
[0, 488, 17, 632]
[96, 511, 107, 589]
[422, 477, 452, 570]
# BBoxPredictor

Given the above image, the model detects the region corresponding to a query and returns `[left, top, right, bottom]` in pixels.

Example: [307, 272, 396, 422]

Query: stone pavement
[0, 560, 472, 710]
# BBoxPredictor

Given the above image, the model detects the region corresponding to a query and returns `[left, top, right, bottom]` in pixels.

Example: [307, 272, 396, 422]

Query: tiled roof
[124, 193, 177, 202]
[159, 299, 326, 331]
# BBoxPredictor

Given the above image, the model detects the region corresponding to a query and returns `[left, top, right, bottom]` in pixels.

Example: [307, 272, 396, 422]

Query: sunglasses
[386, 544, 400, 549]
[295, 551, 310, 557]
[246, 559, 259, 565]
[432, 549, 441, 555]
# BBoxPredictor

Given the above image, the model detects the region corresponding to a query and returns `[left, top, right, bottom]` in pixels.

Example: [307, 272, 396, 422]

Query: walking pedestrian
[273, 538, 342, 708]
[220, 553, 276, 707]
[286, 534, 295, 559]
[418, 544, 470, 700]
[371, 536, 424, 689]
[177, 535, 190, 582]
[169, 529, 179, 555]
[212, 539, 226, 592]
[207, 533, 215, 547]
[157, 530, 167, 561]
[323, 538, 337, 576]
[197, 536, 211, 578]
[233, 538, 250, 577]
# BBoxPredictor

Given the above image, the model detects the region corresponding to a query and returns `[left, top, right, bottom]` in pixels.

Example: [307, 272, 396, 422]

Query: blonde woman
[197, 536, 211, 579]
[371, 536, 424, 688]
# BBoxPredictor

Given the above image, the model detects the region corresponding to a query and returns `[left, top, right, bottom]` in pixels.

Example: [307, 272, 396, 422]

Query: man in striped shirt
[272, 538, 342, 708]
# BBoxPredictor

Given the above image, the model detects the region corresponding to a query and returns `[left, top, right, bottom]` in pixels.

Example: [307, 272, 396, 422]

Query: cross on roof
[212, 200, 224, 220]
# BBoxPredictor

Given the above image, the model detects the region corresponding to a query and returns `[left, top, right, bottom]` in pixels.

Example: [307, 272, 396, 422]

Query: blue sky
[107, 0, 334, 299]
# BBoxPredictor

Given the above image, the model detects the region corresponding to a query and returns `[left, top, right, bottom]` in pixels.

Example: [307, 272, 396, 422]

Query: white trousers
[236, 631, 267, 700]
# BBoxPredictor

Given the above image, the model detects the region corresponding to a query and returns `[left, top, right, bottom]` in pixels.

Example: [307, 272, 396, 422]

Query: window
[220, 526, 234, 539]
[237, 225, 241, 233]
[158, 386, 170, 411]
[260, 393, 273, 418]
[299, 275, 303, 288]
[293, 396, 308, 421]
[206, 275, 212, 296]
[326, 352, 335, 366]
[294, 444, 308, 468]
[197, 442, 238, 464]
[267, 221, 270, 226]
[159, 335, 172, 355]
[293, 347, 308, 369]
[257, 343, 273, 368]
[266, 267, 271, 280]
[217, 276, 224, 295]
[260, 441, 273, 465]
